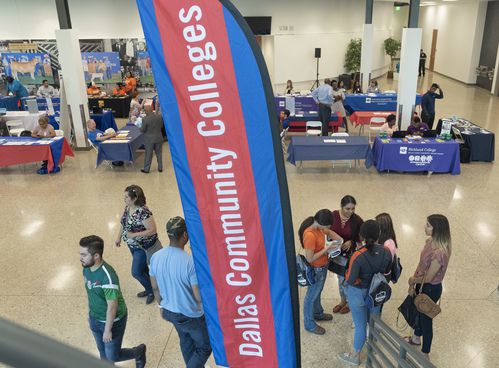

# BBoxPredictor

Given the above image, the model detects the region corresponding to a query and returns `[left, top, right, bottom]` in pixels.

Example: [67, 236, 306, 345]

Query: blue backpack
[296, 255, 316, 287]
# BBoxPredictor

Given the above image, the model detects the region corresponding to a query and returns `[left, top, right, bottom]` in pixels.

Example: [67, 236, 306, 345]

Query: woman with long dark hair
[339, 220, 392, 365]
[331, 195, 363, 314]
[375, 212, 398, 262]
[406, 214, 452, 360]
[115, 185, 162, 304]
[300, 209, 342, 335]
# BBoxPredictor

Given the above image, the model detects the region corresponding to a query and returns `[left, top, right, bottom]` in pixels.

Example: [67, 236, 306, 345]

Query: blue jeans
[414, 283, 442, 354]
[338, 275, 347, 301]
[303, 266, 328, 331]
[89, 314, 137, 363]
[161, 309, 212, 368]
[346, 285, 381, 352]
[129, 247, 153, 294]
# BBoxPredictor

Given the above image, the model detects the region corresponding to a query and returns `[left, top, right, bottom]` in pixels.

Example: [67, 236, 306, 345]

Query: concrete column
[360, 24, 374, 90]
[55, 29, 90, 148]
[396, 28, 422, 130]
[360, 0, 374, 90]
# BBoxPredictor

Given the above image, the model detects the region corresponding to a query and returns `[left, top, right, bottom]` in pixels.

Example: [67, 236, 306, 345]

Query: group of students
[299, 195, 451, 365]
[79, 184, 212, 367]
[87, 71, 138, 97]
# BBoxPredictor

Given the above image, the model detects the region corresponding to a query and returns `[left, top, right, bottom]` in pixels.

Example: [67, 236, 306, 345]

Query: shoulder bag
[414, 271, 441, 319]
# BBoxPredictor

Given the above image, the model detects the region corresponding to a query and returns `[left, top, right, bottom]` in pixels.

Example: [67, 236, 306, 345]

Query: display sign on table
[0, 52, 54, 84]
[137, 0, 299, 367]
[81, 52, 121, 84]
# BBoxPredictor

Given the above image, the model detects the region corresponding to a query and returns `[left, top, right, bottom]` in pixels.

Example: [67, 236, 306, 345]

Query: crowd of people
[299, 195, 452, 365]
[78, 188, 451, 367]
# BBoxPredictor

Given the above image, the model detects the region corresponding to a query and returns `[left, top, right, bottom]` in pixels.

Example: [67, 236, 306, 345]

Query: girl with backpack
[339, 220, 392, 366]
[299, 209, 342, 335]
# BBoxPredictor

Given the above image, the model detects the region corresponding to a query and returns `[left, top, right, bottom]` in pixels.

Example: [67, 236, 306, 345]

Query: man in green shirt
[80, 235, 147, 367]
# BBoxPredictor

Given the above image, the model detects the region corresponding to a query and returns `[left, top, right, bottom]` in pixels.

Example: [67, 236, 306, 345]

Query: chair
[306, 121, 322, 136]
[55, 129, 64, 137]
[280, 127, 289, 153]
[88, 138, 112, 169]
[368, 117, 386, 142]
[6, 120, 25, 136]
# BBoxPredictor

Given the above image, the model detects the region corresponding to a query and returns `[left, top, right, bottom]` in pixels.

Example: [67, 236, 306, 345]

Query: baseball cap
[166, 216, 187, 237]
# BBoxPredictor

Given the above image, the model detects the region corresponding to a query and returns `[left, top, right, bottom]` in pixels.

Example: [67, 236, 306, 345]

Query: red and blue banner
[136, 0, 300, 367]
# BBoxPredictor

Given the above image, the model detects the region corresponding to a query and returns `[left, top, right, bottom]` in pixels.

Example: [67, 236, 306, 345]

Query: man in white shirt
[37, 80, 58, 98]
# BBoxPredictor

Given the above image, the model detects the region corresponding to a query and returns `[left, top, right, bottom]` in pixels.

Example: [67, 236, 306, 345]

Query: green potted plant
[344, 38, 362, 82]
[384, 37, 401, 79]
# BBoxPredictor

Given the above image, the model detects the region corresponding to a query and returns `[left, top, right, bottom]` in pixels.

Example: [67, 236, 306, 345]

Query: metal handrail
[366, 314, 437, 368]
[0, 316, 112, 368]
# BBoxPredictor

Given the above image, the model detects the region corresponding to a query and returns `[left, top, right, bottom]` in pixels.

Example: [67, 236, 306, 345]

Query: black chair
[392, 130, 408, 138]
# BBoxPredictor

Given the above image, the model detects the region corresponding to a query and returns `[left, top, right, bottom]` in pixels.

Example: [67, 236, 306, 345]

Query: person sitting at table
[407, 116, 429, 136]
[351, 80, 362, 94]
[366, 80, 380, 94]
[280, 109, 291, 130]
[380, 114, 398, 136]
[87, 82, 101, 96]
[124, 71, 137, 94]
[284, 80, 294, 95]
[86, 119, 123, 166]
[31, 115, 57, 175]
[37, 80, 58, 98]
[112, 82, 127, 96]
[5, 76, 29, 105]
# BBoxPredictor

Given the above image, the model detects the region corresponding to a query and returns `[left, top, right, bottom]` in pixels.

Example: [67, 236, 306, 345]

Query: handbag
[414, 272, 441, 318]
[328, 254, 348, 276]
[397, 294, 419, 330]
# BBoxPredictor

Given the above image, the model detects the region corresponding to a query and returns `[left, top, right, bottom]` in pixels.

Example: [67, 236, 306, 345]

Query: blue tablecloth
[96, 126, 144, 166]
[275, 94, 422, 114]
[0, 96, 19, 111]
[287, 136, 372, 167]
[344, 94, 422, 113]
[372, 137, 460, 175]
[91, 111, 118, 131]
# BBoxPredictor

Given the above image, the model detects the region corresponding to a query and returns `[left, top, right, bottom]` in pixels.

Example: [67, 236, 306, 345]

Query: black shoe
[140, 169, 149, 174]
[137, 291, 148, 298]
[158, 169, 163, 172]
[146, 294, 155, 304]
[315, 313, 333, 321]
[135, 343, 146, 368]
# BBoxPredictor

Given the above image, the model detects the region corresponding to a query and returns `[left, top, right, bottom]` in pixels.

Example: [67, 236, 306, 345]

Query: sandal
[333, 303, 346, 313]
[339, 304, 350, 314]
[404, 336, 421, 346]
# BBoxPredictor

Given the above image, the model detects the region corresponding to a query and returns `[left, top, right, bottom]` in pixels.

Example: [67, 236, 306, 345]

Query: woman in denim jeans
[299, 209, 342, 335]
[339, 220, 392, 365]
[405, 214, 451, 361]
[115, 185, 160, 305]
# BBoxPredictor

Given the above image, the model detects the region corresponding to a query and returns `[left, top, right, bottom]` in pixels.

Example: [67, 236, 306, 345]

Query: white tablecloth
[2, 112, 46, 131]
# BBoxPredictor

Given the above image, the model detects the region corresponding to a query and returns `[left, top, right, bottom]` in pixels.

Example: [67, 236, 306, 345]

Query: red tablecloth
[0, 138, 74, 171]
[349, 111, 395, 127]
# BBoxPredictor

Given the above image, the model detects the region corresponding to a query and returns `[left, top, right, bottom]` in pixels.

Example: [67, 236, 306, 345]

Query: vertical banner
[136, 1, 300, 367]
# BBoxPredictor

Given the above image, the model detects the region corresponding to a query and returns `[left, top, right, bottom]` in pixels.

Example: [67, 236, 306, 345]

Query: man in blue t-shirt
[5, 76, 29, 105]
[86, 119, 115, 145]
[149, 216, 212, 367]
[421, 83, 443, 130]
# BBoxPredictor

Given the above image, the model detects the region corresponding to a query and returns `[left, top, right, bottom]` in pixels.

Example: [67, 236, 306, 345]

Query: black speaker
[315, 48, 321, 58]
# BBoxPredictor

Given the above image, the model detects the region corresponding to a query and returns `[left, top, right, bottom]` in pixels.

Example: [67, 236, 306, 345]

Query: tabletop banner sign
[136, 0, 300, 367]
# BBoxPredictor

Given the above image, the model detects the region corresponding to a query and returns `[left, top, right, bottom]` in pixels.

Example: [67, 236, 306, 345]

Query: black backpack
[362, 251, 392, 310]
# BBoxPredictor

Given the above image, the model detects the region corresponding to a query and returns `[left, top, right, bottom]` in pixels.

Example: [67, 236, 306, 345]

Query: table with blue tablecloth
[90, 111, 118, 131]
[0, 96, 19, 111]
[287, 136, 372, 167]
[275, 94, 422, 115]
[96, 126, 144, 166]
[372, 136, 460, 175]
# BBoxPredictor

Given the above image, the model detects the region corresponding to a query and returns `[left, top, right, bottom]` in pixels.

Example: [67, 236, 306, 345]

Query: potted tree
[384, 37, 401, 79]
[344, 38, 362, 83]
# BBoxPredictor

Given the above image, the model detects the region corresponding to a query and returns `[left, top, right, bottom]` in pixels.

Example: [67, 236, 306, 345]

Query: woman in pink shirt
[375, 212, 397, 265]
[406, 214, 452, 360]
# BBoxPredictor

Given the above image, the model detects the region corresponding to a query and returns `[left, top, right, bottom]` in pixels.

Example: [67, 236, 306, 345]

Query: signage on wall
[0, 52, 54, 84]
[136, 0, 300, 367]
